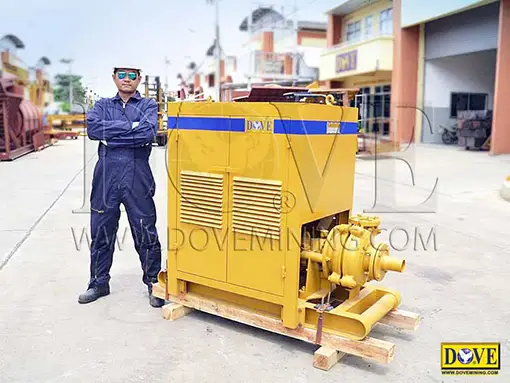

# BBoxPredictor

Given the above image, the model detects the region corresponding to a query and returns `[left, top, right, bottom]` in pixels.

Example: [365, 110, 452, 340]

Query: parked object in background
[43, 114, 81, 140]
[143, 75, 167, 146]
[457, 110, 492, 151]
[438, 123, 458, 145]
[0, 76, 47, 160]
[500, 176, 510, 202]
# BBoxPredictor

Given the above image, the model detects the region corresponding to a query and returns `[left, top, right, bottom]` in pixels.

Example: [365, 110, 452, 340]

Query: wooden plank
[167, 292, 396, 365]
[379, 309, 421, 331]
[162, 303, 193, 321]
[313, 346, 345, 371]
[151, 282, 166, 299]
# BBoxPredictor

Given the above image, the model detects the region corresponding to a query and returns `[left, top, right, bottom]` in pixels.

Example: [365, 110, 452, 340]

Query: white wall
[274, 36, 295, 53]
[423, 50, 497, 108]
[421, 49, 497, 143]
[425, 1, 499, 59]
[401, 0, 495, 27]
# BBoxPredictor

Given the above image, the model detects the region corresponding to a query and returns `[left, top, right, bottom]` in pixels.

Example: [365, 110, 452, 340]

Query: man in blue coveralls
[78, 65, 165, 308]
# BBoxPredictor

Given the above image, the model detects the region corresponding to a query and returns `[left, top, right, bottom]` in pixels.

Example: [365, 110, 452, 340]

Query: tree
[53, 73, 86, 106]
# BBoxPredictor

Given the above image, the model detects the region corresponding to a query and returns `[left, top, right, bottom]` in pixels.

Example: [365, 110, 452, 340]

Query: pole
[164, 57, 170, 96]
[293, 0, 298, 83]
[69, 61, 73, 112]
[60, 58, 74, 112]
[215, 0, 221, 101]
[247, 3, 253, 89]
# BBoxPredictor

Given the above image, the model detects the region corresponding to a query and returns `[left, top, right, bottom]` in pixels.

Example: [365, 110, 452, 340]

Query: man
[78, 65, 165, 308]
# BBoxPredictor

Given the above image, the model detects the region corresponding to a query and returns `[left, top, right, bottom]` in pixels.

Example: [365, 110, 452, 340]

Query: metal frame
[354, 89, 391, 136]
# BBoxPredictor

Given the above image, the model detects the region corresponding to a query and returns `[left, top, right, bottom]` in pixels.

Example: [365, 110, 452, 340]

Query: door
[226, 115, 289, 296]
[174, 115, 231, 282]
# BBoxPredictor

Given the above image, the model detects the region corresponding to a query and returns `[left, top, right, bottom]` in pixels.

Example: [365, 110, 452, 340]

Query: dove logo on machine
[245, 118, 274, 134]
[441, 343, 500, 373]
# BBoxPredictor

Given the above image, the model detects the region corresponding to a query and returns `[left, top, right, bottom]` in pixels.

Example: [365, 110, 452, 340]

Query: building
[395, 0, 509, 154]
[180, 41, 239, 101]
[29, 57, 54, 110]
[208, 6, 327, 100]
[0, 34, 30, 87]
[235, 7, 327, 85]
[185, 7, 328, 101]
[322, 0, 510, 155]
[1, 34, 53, 110]
[320, 0, 395, 137]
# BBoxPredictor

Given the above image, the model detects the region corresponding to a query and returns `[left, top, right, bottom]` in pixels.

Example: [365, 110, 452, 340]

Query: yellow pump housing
[155, 90, 405, 341]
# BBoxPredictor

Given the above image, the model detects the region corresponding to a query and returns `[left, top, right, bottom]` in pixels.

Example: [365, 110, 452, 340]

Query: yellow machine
[153, 86, 406, 344]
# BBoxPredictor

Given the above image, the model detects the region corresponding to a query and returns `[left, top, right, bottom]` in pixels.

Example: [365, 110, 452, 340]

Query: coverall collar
[111, 90, 143, 103]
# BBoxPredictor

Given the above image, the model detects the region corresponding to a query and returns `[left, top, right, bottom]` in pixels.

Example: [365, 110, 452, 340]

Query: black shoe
[147, 283, 165, 308]
[149, 294, 165, 308]
[78, 285, 110, 304]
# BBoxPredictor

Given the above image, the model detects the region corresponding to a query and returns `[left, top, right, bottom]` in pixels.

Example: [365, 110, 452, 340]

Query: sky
[2, 0, 341, 97]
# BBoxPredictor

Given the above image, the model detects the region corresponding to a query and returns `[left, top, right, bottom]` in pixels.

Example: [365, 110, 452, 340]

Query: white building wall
[421, 49, 497, 143]
[401, 0, 495, 27]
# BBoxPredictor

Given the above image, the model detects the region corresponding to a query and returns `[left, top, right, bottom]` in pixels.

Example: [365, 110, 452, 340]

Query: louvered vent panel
[180, 170, 223, 229]
[232, 177, 282, 239]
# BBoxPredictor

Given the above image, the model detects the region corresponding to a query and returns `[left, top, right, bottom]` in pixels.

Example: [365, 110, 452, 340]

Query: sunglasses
[117, 71, 138, 80]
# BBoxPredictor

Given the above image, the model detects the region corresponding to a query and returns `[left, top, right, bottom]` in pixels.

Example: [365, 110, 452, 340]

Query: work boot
[148, 283, 165, 308]
[78, 285, 110, 304]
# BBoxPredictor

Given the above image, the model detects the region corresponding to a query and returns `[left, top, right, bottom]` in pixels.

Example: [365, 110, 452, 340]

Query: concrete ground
[0, 137, 509, 382]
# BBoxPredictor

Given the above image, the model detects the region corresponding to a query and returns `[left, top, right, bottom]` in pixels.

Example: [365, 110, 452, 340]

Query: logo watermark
[74, 100, 444, 258]
[70, 224, 438, 253]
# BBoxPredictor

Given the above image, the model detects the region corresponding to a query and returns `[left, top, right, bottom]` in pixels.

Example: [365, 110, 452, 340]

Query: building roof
[239, 7, 285, 31]
[297, 21, 327, 31]
[38, 56, 51, 65]
[206, 40, 216, 56]
[326, 0, 379, 16]
[0, 34, 25, 49]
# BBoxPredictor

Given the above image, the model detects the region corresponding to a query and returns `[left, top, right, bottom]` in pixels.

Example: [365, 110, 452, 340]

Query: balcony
[319, 33, 393, 81]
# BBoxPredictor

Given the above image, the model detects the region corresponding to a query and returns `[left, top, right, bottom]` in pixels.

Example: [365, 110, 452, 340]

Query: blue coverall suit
[85, 91, 162, 291]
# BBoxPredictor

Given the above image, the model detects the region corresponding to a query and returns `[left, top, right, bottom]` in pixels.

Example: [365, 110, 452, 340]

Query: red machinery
[0, 75, 45, 161]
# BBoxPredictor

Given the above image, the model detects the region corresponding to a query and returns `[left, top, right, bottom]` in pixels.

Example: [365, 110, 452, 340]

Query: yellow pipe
[360, 294, 397, 332]
[380, 257, 405, 273]
[300, 250, 324, 263]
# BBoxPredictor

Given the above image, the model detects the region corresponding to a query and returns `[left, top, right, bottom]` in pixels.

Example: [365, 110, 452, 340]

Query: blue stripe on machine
[167, 116, 358, 135]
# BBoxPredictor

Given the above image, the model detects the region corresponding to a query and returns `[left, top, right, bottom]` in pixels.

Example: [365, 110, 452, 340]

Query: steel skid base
[0, 145, 35, 161]
[152, 276, 420, 369]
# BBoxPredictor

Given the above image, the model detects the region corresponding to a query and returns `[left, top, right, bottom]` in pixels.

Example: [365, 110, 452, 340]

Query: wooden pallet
[156, 285, 420, 371]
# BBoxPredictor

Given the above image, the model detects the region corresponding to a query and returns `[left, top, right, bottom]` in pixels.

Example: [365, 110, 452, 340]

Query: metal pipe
[300, 250, 323, 263]
[381, 257, 405, 273]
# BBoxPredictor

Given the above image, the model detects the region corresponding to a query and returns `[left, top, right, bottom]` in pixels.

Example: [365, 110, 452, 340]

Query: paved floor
[0, 138, 509, 382]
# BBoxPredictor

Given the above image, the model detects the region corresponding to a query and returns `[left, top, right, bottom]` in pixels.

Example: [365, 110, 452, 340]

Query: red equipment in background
[0, 75, 45, 161]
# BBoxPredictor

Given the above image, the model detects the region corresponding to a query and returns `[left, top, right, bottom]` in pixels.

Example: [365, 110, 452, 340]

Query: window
[365, 15, 373, 37]
[380, 8, 393, 35]
[450, 92, 488, 118]
[346, 20, 361, 42]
